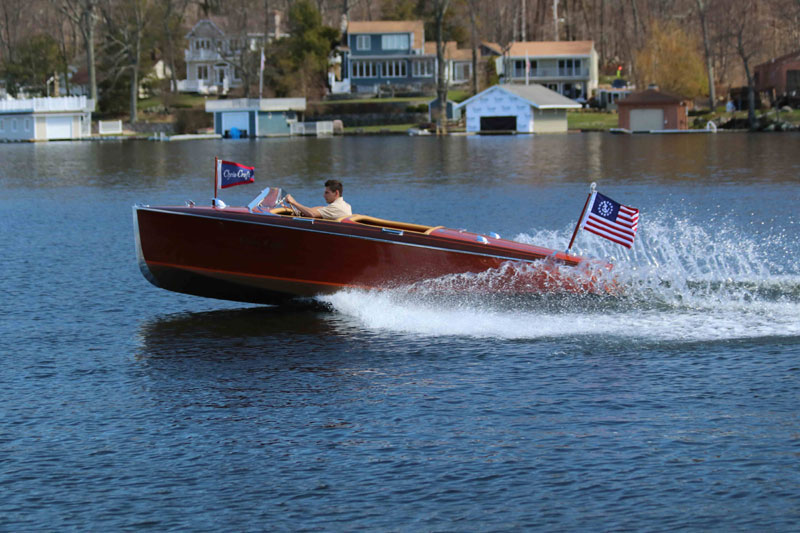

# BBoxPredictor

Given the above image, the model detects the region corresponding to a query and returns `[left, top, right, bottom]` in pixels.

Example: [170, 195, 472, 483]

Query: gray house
[456, 84, 580, 133]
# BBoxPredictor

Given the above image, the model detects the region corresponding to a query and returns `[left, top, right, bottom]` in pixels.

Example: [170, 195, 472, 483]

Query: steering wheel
[278, 195, 301, 216]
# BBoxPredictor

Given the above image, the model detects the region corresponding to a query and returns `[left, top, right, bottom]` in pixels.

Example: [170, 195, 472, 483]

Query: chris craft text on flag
[579, 191, 639, 248]
[216, 159, 255, 189]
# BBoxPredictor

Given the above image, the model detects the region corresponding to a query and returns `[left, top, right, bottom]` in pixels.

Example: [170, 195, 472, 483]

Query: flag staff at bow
[213, 157, 255, 205]
[567, 182, 640, 252]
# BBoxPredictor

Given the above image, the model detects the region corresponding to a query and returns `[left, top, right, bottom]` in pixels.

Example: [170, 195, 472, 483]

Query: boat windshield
[247, 187, 284, 213]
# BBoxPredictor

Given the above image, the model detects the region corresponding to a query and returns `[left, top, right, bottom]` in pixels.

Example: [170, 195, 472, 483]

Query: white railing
[184, 48, 223, 62]
[0, 96, 94, 113]
[512, 67, 590, 79]
[175, 79, 220, 94]
[290, 121, 334, 137]
[99, 120, 123, 135]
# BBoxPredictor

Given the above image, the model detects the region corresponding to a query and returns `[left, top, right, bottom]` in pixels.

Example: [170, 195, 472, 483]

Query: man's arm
[284, 194, 322, 218]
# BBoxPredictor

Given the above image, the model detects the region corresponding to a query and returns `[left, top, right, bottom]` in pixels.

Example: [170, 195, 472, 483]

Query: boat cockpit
[246, 186, 443, 235]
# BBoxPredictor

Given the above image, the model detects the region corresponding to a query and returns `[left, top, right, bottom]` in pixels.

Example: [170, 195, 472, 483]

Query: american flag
[580, 192, 639, 248]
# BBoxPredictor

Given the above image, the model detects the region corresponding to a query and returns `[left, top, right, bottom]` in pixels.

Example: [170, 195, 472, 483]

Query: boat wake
[319, 210, 800, 342]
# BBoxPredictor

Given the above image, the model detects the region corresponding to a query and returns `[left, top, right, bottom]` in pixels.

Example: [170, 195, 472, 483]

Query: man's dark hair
[325, 179, 343, 195]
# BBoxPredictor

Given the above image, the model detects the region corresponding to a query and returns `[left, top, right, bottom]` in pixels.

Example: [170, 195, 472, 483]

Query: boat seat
[340, 214, 443, 234]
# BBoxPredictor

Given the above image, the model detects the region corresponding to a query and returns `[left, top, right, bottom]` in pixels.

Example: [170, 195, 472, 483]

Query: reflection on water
[137, 305, 341, 360]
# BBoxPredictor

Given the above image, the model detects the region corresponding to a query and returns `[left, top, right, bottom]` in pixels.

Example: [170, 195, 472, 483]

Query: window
[197, 65, 209, 80]
[194, 39, 210, 50]
[0, 119, 4, 131]
[25, 118, 31, 130]
[356, 35, 371, 50]
[12, 118, 17, 131]
[381, 34, 409, 50]
[412, 59, 434, 77]
[453, 62, 471, 82]
[352, 60, 379, 78]
[383, 60, 407, 78]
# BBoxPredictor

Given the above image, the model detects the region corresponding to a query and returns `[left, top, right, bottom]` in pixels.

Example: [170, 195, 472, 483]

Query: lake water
[2, 133, 799, 530]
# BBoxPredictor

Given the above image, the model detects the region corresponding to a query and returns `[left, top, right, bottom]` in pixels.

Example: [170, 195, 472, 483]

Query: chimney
[273, 11, 281, 36]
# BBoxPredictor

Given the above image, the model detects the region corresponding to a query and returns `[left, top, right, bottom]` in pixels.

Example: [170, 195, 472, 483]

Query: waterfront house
[617, 88, 689, 131]
[494, 41, 598, 101]
[341, 20, 428, 94]
[205, 97, 306, 137]
[179, 14, 286, 95]
[0, 96, 94, 141]
[455, 84, 580, 133]
[754, 49, 800, 104]
[423, 41, 474, 86]
[334, 20, 480, 95]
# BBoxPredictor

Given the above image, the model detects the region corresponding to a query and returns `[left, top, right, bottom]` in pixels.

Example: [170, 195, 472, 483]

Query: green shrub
[174, 109, 212, 134]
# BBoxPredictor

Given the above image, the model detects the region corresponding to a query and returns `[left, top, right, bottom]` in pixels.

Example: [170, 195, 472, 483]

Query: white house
[0, 96, 94, 141]
[456, 84, 580, 133]
[495, 41, 599, 101]
[179, 14, 287, 94]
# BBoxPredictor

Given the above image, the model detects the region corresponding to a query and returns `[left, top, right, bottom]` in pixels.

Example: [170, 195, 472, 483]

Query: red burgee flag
[216, 159, 255, 189]
[579, 192, 639, 248]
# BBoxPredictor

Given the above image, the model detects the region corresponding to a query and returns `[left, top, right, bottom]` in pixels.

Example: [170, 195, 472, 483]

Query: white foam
[319, 212, 800, 342]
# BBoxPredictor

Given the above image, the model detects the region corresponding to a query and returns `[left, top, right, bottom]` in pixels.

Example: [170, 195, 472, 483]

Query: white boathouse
[205, 98, 306, 138]
[456, 84, 580, 133]
[0, 96, 94, 141]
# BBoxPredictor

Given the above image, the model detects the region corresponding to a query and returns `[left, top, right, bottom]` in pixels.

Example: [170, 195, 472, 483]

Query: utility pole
[521, 0, 526, 41]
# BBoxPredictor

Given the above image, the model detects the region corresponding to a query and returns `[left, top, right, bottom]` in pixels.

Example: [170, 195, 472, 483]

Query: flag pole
[566, 182, 596, 253]
[214, 156, 218, 201]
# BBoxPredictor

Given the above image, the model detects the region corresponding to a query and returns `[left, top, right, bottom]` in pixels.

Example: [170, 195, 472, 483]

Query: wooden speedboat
[133, 187, 613, 304]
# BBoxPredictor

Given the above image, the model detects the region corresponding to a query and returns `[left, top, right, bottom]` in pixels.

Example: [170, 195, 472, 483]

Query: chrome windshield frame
[247, 187, 283, 214]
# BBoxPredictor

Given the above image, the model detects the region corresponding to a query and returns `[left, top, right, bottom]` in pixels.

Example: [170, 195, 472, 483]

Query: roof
[187, 15, 282, 38]
[755, 48, 800, 69]
[507, 41, 594, 57]
[481, 42, 503, 55]
[423, 41, 472, 61]
[347, 21, 425, 50]
[617, 89, 685, 105]
[456, 84, 581, 110]
[205, 98, 306, 113]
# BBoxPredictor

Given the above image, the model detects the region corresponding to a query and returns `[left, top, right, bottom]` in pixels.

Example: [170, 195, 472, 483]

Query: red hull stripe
[146, 259, 362, 289]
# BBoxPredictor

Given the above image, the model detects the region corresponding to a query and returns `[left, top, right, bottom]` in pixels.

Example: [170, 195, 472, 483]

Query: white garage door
[46, 116, 73, 139]
[221, 112, 249, 133]
[630, 109, 664, 131]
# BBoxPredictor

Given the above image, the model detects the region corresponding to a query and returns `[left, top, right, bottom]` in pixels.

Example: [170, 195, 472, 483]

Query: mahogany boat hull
[133, 205, 607, 304]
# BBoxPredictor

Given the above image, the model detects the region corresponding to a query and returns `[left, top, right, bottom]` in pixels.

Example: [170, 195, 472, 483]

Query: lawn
[343, 123, 419, 133]
[138, 92, 209, 112]
[567, 110, 619, 130]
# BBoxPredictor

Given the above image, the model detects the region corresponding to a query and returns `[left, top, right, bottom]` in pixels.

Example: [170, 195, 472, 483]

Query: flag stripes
[579, 191, 639, 249]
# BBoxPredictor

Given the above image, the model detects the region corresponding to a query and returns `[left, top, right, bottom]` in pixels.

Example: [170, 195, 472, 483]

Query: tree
[158, 0, 191, 97]
[728, 6, 759, 129]
[695, 0, 717, 110]
[432, 0, 450, 134]
[2, 35, 64, 95]
[278, 0, 339, 98]
[465, 0, 479, 95]
[99, 0, 156, 122]
[634, 20, 708, 99]
[57, 0, 99, 103]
